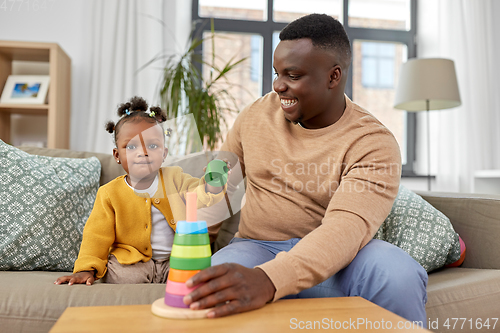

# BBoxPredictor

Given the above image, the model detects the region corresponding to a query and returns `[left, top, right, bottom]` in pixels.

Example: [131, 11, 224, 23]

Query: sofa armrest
[417, 191, 500, 270]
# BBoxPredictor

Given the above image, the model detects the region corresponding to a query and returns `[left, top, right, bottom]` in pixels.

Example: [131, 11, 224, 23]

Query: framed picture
[0, 75, 50, 104]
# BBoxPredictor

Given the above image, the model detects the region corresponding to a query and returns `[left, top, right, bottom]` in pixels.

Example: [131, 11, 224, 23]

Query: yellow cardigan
[73, 166, 226, 279]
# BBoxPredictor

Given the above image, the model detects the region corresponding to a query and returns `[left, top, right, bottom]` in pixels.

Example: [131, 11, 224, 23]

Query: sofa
[0, 146, 499, 333]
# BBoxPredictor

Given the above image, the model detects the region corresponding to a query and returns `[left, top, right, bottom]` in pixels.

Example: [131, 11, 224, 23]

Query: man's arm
[257, 132, 401, 300]
[183, 130, 401, 317]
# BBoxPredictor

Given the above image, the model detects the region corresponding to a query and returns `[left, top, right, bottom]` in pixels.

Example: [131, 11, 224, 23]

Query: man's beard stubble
[284, 113, 303, 126]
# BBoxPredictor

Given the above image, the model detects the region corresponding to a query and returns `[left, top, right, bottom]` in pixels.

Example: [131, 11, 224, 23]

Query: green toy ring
[204, 159, 229, 187]
[169, 256, 211, 270]
[173, 233, 210, 246]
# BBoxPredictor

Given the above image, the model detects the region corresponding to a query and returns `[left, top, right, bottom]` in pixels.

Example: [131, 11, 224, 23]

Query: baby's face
[114, 120, 167, 182]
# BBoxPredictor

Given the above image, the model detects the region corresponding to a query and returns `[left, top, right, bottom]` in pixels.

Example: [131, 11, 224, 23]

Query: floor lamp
[394, 58, 461, 191]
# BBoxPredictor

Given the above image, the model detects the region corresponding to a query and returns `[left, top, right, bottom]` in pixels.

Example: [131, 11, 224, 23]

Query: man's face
[113, 120, 167, 183]
[273, 38, 339, 128]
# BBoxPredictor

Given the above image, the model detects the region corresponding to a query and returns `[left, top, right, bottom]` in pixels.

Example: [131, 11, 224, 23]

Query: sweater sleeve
[170, 167, 227, 209]
[220, 110, 244, 165]
[73, 186, 116, 279]
[256, 131, 402, 300]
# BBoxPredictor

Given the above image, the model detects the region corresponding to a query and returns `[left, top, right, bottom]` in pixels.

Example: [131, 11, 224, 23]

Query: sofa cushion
[17, 146, 125, 186]
[0, 141, 100, 271]
[445, 235, 466, 268]
[427, 268, 500, 330]
[374, 185, 462, 272]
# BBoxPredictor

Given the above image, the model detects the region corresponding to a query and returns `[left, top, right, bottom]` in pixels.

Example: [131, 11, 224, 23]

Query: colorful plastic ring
[164, 292, 189, 308]
[171, 244, 211, 258]
[204, 159, 229, 187]
[170, 256, 211, 271]
[168, 268, 200, 283]
[176, 221, 208, 235]
[173, 233, 210, 246]
[165, 280, 201, 296]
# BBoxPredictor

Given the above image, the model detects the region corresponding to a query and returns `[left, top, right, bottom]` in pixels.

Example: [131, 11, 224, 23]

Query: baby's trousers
[101, 254, 170, 284]
[212, 238, 428, 328]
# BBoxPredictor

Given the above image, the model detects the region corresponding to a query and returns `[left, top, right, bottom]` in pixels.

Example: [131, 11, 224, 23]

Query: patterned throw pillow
[374, 185, 462, 272]
[0, 141, 100, 271]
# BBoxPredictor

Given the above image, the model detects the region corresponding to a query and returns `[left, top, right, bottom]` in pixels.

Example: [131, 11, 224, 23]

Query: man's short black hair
[279, 13, 352, 69]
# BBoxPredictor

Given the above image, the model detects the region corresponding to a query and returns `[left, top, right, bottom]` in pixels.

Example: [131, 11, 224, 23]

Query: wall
[0, 0, 89, 147]
[0, 0, 190, 151]
[402, 0, 500, 194]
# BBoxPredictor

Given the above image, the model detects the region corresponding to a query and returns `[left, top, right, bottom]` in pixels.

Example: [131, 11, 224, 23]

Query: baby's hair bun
[149, 106, 167, 123]
[116, 102, 132, 117]
[105, 120, 116, 133]
[116, 96, 149, 117]
[130, 96, 148, 112]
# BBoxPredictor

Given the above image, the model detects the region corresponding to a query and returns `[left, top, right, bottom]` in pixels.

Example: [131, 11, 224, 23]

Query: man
[183, 14, 428, 326]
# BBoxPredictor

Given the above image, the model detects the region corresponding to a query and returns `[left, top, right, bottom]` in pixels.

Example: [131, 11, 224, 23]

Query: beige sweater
[221, 92, 401, 300]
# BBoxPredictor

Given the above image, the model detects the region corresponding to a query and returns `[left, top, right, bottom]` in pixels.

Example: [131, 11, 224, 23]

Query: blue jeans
[212, 238, 428, 327]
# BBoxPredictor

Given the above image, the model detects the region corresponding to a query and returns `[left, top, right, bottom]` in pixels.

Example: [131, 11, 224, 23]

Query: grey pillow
[374, 185, 461, 272]
[0, 140, 100, 271]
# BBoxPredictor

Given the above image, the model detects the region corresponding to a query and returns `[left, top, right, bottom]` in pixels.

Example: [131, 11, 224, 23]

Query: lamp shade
[394, 58, 461, 111]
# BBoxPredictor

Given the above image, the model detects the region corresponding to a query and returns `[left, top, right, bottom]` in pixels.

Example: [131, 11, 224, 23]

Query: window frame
[191, 0, 417, 175]
[360, 42, 396, 89]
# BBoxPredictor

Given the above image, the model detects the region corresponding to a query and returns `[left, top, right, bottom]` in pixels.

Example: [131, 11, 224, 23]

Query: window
[355, 41, 408, 162]
[273, 0, 342, 23]
[198, 0, 267, 21]
[192, 0, 417, 173]
[361, 42, 396, 89]
[201, 31, 263, 135]
[348, 0, 411, 30]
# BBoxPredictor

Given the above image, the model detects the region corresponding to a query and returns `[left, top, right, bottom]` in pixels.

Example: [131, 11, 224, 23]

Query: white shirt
[124, 176, 174, 259]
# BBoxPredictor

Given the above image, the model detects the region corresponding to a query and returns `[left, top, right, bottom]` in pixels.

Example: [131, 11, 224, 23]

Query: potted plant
[149, 20, 248, 153]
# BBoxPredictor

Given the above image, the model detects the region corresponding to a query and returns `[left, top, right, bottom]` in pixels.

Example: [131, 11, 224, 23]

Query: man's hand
[183, 263, 276, 318]
[54, 271, 95, 286]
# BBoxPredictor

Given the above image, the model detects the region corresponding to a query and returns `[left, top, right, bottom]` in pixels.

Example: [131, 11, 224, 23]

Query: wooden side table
[50, 297, 430, 333]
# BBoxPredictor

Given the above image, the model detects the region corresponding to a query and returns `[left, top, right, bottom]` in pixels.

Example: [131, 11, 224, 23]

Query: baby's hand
[54, 271, 95, 286]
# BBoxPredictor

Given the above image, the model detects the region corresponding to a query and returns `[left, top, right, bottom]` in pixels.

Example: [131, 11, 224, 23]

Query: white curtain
[71, 0, 191, 154]
[418, 0, 500, 193]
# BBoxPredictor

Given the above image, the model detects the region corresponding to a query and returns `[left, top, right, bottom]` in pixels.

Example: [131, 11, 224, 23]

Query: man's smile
[280, 98, 298, 108]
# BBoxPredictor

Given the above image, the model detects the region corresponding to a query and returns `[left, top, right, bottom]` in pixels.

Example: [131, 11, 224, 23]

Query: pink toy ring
[165, 280, 202, 296]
